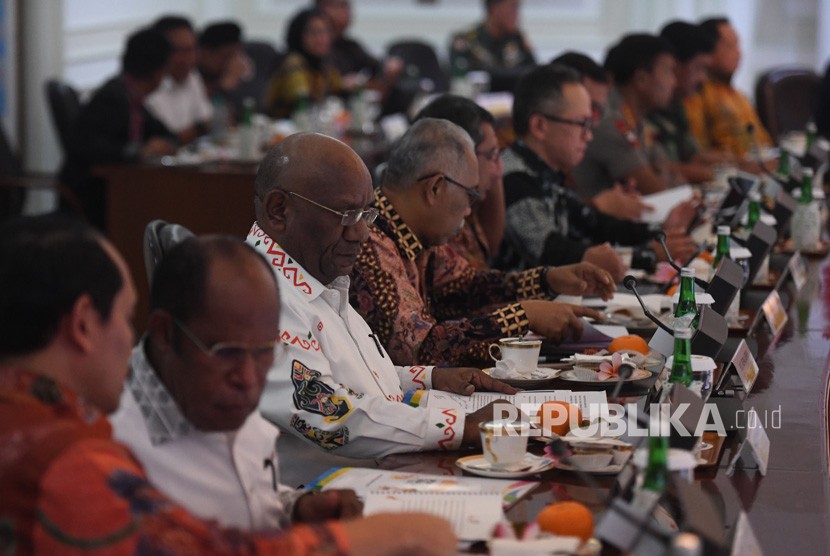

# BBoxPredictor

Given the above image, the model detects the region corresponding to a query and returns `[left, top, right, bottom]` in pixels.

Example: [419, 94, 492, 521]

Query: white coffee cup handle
[488, 343, 502, 362]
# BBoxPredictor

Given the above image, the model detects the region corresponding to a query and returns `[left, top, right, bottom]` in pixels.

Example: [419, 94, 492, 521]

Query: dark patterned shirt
[349, 188, 554, 367]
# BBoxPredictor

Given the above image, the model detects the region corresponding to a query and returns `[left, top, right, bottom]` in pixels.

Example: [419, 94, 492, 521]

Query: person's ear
[633, 68, 650, 90]
[421, 174, 442, 207]
[147, 310, 176, 353]
[64, 294, 99, 354]
[527, 113, 547, 142]
[262, 190, 289, 232]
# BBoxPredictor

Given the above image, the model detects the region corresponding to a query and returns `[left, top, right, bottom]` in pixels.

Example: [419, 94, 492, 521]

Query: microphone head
[623, 275, 637, 290]
[653, 230, 666, 242]
[617, 363, 635, 380]
[746, 122, 755, 134]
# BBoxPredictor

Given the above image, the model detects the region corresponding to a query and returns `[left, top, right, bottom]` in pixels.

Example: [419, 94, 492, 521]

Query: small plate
[456, 453, 557, 478]
[559, 367, 652, 382]
[553, 460, 626, 475]
[482, 367, 563, 389]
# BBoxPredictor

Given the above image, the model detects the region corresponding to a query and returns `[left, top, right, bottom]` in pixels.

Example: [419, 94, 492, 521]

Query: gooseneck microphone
[747, 123, 798, 191]
[608, 362, 635, 405]
[653, 231, 709, 289]
[623, 275, 674, 334]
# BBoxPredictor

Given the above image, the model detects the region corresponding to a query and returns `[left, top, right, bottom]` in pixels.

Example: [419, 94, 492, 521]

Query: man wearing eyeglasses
[496, 63, 698, 281]
[111, 235, 366, 530]
[351, 118, 614, 368]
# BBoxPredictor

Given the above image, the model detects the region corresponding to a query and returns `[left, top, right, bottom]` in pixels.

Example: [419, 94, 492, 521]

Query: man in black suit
[60, 28, 177, 230]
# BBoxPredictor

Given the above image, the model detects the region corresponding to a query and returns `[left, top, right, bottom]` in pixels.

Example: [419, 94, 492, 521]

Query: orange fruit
[698, 251, 715, 264]
[666, 283, 679, 297]
[536, 501, 594, 541]
[537, 401, 583, 436]
[607, 334, 649, 355]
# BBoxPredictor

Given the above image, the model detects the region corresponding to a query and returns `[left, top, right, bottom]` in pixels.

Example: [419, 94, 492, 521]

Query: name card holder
[788, 252, 807, 291]
[761, 290, 788, 339]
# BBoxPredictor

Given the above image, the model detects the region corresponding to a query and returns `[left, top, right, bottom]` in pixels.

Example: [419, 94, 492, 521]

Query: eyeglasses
[284, 190, 379, 226]
[537, 113, 594, 135]
[174, 319, 281, 367]
[416, 173, 482, 205]
[475, 146, 500, 162]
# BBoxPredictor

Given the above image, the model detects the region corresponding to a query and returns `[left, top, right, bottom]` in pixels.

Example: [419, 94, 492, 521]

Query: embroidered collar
[247, 222, 326, 301]
[373, 188, 425, 262]
[127, 340, 194, 445]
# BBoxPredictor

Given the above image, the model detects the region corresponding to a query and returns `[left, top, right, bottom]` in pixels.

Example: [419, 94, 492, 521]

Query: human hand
[294, 489, 363, 522]
[220, 52, 254, 91]
[582, 242, 626, 283]
[663, 197, 702, 231]
[520, 300, 602, 344]
[342, 513, 456, 556]
[462, 401, 518, 445]
[546, 262, 615, 300]
[591, 184, 654, 221]
[653, 228, 698, 262]
[432, 367, 519, 396]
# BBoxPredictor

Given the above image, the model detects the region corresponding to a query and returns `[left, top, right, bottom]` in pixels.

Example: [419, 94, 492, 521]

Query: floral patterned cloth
[349, 189, 554, 367]
[448, 215, 491, 270]
[0, 366, 349, 555]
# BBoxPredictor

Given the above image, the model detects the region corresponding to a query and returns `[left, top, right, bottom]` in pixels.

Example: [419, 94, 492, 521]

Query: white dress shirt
[247, 223, 465, 483]
[111, 341, 302, 531]
[145, 72, 213, 133]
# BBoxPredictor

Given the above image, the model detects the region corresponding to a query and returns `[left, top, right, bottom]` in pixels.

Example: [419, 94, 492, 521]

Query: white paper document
[417, 390, 608, 420]
[638, 184, 695, 223]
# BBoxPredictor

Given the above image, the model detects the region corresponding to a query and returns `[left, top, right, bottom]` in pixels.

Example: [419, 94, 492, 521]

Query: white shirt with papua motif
[248, 223, 465, 481]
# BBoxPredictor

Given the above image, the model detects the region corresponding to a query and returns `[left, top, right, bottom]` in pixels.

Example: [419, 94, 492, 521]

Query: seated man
[350, 118, 613, 367]
[0, 214, 455, 555]
[495, 64, 698, 281]
[413, 94, 505, 269]
[649, 20, 726, 184]
[572, 33, 679, 197]
[552, 51, 653, 222]
[249, 133, 517, 481]
[449, 0, 536, 91]
[60, 28, 177, 230]
[198, 21, 250, 104]
[111, 235, 364, 530]
[684, 17, 772, 157]
[146, 15, 213, 144]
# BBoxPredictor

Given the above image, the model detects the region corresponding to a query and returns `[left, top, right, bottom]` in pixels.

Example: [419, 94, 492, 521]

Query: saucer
[456, 453, 556, 478]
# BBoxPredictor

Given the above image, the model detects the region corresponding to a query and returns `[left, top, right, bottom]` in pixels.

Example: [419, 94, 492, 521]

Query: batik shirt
[0, 366, 349, 555]
[495, 141, 659, 272]
[349, 188, 554, 368]
[449, 24, 536, 74]
[684, 78, 773, 157]
[449, 214, 491, 270]
[248, 223, 464, 464]
[111, 341, 303, 531]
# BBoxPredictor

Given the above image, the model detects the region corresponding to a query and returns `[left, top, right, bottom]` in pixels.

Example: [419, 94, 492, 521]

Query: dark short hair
[122, 28, 172, 79]
[0, 214, 123, 357]
[659, 21, 715, 62]
[512, 64, 582, 137]
[150, 235, 273, 327]
[603, 33, 675, 86]
[699, 16, 730, 44]
[286, 9, 325, 54]
[151, 15, 193, 36]
[484, 0, 505, 10]
[413, 94, 495, 147]
[198, 21, 242, 49]
[550, 51, 607, 83]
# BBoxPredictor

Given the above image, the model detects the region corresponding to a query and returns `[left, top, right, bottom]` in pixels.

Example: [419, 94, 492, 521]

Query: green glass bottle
[674, 267, 698, 328]
[775, 149, 790, 182]
[806, 121, 817, 150]
[669, 327, 694, 387]
[793, 167, 821, 250]
[642, 433, 670, 494]
[713, 225, 731, 270]
[747, 191, 761, 229]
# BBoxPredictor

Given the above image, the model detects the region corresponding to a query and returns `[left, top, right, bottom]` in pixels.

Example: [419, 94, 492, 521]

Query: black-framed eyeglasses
[475, 146, 500, 162]
[537, 113, 594, 135]
[416, 172, 482, 205]
[283, 190, 379, 227]
[174, 319, 282, 367]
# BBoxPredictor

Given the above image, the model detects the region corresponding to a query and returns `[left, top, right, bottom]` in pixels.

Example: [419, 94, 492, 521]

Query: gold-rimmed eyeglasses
[284, 190, 379, 227]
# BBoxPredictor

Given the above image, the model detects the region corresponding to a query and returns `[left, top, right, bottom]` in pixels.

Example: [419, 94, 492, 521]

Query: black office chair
[45, 79, 81, 158]
[755, 66, 821, 140]
[231, 40, 284, 115]
[383, 40, 448, 116]
[143, 219, 195, 285]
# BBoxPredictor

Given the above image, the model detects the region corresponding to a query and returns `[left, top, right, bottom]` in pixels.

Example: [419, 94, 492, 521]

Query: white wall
[18, 0, 824, 174]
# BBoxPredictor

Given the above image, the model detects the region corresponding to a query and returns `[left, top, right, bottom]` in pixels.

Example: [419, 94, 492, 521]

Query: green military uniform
[449, 24, 535, 74]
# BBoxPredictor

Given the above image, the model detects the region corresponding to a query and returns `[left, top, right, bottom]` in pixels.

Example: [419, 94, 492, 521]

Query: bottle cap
[680, 267, 695, 278]
[803, 167, 814, 177]
[749, 191, 761, 202]
[717, 225, 731, 236]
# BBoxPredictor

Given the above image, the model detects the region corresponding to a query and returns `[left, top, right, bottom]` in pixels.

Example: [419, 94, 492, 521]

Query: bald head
[254, 133, 374, 285]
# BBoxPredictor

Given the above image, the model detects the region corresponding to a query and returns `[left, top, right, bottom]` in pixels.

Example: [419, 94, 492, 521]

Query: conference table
[100, 159, 830, 553]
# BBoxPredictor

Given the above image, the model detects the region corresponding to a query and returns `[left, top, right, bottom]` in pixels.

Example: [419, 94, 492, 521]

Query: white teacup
[488, 337, 542, 378]
[614, 245, 633, 270]
[480, 420, 530, 469]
